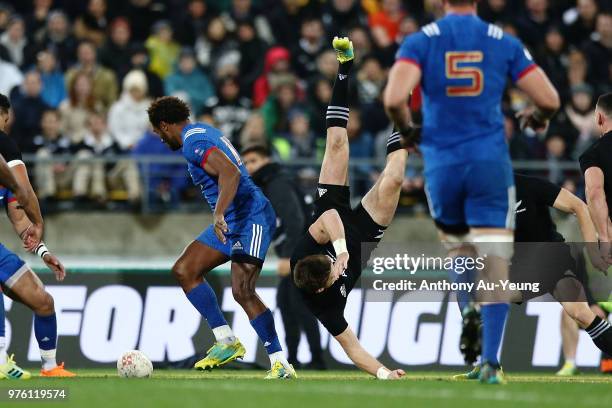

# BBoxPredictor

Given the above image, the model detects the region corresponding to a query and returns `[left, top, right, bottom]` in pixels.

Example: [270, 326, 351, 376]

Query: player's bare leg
[230, 261, 296, 379]
[4, 269, 75, 377]
[361, 146, 408, 227]
[173, 241, 246, 370]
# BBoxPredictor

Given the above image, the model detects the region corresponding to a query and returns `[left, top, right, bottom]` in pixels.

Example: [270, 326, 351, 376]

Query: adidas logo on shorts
[318, 188, 328, 197]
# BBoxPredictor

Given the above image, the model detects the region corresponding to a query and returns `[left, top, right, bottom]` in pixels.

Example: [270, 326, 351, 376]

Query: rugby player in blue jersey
[147, 97, 296, 379]
[384, 0, 560, 383]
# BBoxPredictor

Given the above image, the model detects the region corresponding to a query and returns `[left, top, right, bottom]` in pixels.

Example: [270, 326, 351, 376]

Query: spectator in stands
[36, 49, 66, 109]
[0, 16, 34, 69]
[65, 41, 118, 110]
[261, 75, 303, 142]
[356, 55, 385, 107]
[516, 0, 555, 48]
[59, 71, 103, 144]
[286, 108, 316, 161]
[253, 46, 292, 108]
[38, 11, 77, 71]
[545, 135, 568, 185]
[222, 0, 274, 44]
[307, 77, 332, 137]
[368, 0, 406, 42]
[165, 47, 214, 115]
[74, 0, 109, 47]
[582, 11, 612, 89]
[10, 70, 49, 153]
[99, 18, 135, 81]
[537, 26, 569, 102]
[123, 0, 166, 42]
[0, 3, 12, 33]
[33, 109, 76, 201]
[239, 112, 267, 147]
[194, 15, 239, 77]
[133, 129, 189, 208]
[108, 70, 151, 151]
[322, 0, 368, 35]
[236, 18, 266, 98]
[25, 0, 52, 42]
[175, 0, 215, 46]
[129, 44, 164, 98]
[145, 20, 180, 79]
[549, 84, 598, 159]
[267, 0, 309, 49]
[76, 112, 141, 203]
[478, 0, 512, 25]
[347, 25, 373, 65]
[563, 0, 599, 47]
[0, 54, 23, 96]
[314, 49, 337, 82]
[201, 76, 251, 143]
[291, 17, 327, 79]
[567, 49, 589, 87]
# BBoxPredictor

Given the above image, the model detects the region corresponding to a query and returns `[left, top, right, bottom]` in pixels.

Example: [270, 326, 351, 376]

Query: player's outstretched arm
[335, 327, 405, 379]
[203, 148, 241, 244]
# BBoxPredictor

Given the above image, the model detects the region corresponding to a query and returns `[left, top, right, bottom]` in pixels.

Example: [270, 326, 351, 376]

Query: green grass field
[0, 369, 611, 408]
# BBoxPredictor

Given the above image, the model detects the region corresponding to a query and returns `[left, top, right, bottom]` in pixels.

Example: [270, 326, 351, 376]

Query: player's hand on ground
[586, 242, 609, 274]
[213, 213, 229, 244]
[21, 223, 43, 251]
[43, 253, 66, 281]
[332, 252, 349, 280]
[516, 107, 549, 133]
[388, 369, 406, 379]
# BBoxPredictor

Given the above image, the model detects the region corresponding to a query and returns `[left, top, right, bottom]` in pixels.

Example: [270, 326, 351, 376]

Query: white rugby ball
[117, 350, 153, 378]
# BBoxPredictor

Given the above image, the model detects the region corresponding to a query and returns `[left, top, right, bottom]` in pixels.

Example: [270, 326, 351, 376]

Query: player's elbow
[542, 91, 561, 113]
[383, 89, 405, 113]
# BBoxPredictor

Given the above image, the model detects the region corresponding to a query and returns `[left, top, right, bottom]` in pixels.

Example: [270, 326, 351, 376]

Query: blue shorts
[197, 200, 276, 266]
[0, 243, 27, 288]
[424, 161, 515, 231]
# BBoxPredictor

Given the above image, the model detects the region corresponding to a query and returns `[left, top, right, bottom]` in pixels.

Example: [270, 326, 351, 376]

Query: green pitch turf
[0, 369, 610, 408]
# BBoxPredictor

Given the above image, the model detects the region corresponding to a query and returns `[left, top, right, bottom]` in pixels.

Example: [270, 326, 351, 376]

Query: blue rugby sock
[449, 257, 474, 313]
[250, 309, 282, 355]
[34, 313, 57, 351]
[481, 303, 509, 367]
[186, 282, 228, 330]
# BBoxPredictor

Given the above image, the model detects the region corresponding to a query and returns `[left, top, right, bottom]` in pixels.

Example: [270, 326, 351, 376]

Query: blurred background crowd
[0, 0, 610, 212]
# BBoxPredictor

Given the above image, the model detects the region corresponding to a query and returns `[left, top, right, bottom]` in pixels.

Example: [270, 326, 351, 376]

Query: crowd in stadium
[0, 0, 610, 208]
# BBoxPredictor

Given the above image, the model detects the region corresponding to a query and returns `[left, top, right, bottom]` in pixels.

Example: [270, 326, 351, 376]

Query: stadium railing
[22, 154, 583, 213]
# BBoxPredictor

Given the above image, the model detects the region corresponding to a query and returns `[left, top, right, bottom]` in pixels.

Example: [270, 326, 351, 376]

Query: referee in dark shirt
[579, 92, 612, 373]
[242, 144, 324, 369]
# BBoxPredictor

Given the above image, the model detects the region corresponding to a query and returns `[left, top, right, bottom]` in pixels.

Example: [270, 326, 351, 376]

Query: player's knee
[231, 282, 256, 305]
[34, 291, 54, 315]
[172, 261, 196, 288]
[566, 305, 593, 328]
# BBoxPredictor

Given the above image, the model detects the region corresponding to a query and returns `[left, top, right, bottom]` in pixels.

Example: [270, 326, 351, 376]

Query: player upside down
[290, 37, 408, 380]
[147, 97, 295, 379]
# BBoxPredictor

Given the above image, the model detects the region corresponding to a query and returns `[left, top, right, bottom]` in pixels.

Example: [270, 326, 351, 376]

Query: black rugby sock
[326, 61, 353, 129]
[386, 131, 403, 155]
[586, 316, 612, 354]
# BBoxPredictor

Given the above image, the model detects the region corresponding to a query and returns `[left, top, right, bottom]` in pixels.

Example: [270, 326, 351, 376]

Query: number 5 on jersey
[445, 51, 484, 97]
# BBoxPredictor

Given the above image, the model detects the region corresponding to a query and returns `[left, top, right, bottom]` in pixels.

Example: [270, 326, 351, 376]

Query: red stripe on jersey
[7, 197, 16, 203]
[517, 64, 538, 80]
[200, 147, 219, 168]
[397, 57, 421, 69]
